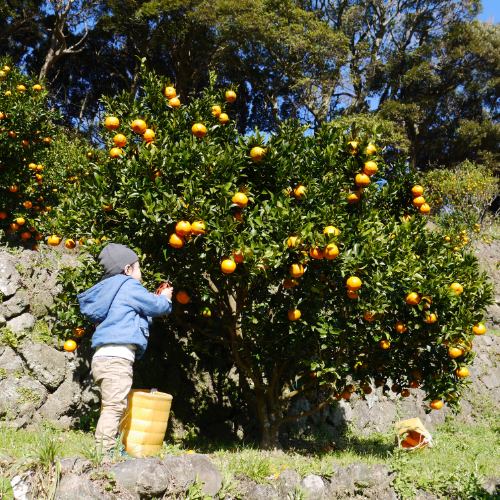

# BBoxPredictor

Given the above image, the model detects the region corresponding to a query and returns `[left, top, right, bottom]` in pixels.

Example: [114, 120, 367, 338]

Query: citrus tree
[424, 161, 499, 248]
[41, 67, 493, 449]
[0, 58, 58, 247]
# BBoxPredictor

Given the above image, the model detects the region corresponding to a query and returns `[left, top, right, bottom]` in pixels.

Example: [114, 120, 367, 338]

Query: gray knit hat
[98, 243, 139, 280]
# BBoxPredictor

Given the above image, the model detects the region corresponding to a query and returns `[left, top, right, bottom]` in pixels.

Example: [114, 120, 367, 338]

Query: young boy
[78, 243, 173, 452]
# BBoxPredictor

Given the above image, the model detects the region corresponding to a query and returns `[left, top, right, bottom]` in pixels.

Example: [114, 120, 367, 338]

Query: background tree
[40, 67, 493, 449]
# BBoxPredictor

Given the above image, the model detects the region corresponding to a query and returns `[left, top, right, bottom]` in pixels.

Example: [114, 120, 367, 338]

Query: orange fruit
[288, 308, 301, 321]
[341, 390, 351, 400]
[24, 201, 32, 209]
[176, 291, 190, 304]
[0, 211, 6, 219]
[221, 259, 236, 274]
[365, 144, 377, 155]
[113, 134, 127, 147]
[169, 233, 184, 248]
[380, 340, 390, 349]
[363, 312, 375, 322]
[226, 90, 237, 102]
[425, 312, 437, 323]
[43, 137, 51, 143]
[410, 380, 419, 389]
[73, 327, 85, 338]
[445, 236, 451, 242]
[450, 282, 463, 294]
[347, 290, 358, 299]
[406, 292, 420, 305]
[456, 367, 469, 378]
[142, 129, 155, 142]
[164, 86, 176, 98]
[110, 147, 122, 159]
[448, 346, 464, 358]
[103, 204, 113, 211]
[8, 131, 16, 138]
[310, 247, 324, 259]
[363, 161, 378, 175]
[232, 192, 248, 207]
[175, 221, 192, 235]
[16, 84, 26, 91]
[10, 222, 19, 230]
[283, 277, 297, 289]
[48, 235, 61, 246]
[293, 185, 306, 200]
[401, 389, 410, 398]
[105, 116, 120, 130]
[63, 340, 77, 352]
[233, 251, 245, 263]
[8, 185, 18, 192]
[289, 263, 304, 278]
[36, 164, 43, 171]
[32, 245, 38, 251]
[65, 239, 76, 249]
[33, 84, 42, 91]
[395, 321, 407, 332]
[192, 123, 207, 138]
[250, 147, 265, 162]
[419, 203, 431, 214]
[218, 113, 229, 124]
[131, 119, 147, 134]
[20, 232, 30, 239]
[346, 276, 362, 291]
[323, 226, 340, 237]
[363, 386, 373, 395]
[430, 399, 443, 410]
[211, 105, 222, 117]
[412, 196, 425, 207]
[347, 192, 360, 204]
[446, 392, 458, 401]
[4, 66, 10, 72]
[169, 97, 180, 108]
[472, 323, 486, 335]
[411, 185, 424, 197]
[191, 221, 206, 235]
[355, 173, 370, 187]
[202, 309, 211, 317]
[347, 141, 358, 154]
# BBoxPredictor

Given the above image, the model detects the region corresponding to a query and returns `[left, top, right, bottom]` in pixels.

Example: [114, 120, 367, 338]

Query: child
[78, 243, 173, 452]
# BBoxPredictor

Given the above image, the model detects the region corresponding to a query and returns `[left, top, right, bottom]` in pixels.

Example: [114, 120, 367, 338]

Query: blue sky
[478, 0, 500, 22]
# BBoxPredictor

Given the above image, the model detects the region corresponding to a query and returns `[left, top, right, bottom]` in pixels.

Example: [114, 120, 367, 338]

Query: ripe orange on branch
[218, 113, 229, 124]
[346, 276, 362, 291]
[250, 147, 265, 162]
[293, 185, 306, 200]
[363, 161, 378, 175]
[395, 321, 407, 332]
[355, 173, 370, 187]
[225, 90, 237, 102]
[191, 221, 206, 235]
[48, 235, 61, 246]
[192, 123, 207, 138]
[169, 233, 184, 248]
[211, 105, 222, 117]
[164, 86, 176, 98]
[289, 263, 304, 278]
[232, 192, 248, 207]
[176, 291, 190, 304]
[175, 221, 192, 235]
[472, 323, 486, 335]
[411, 185, 424, 197]
[113, 134, 127, 147]
[412, 196, 425, 207]
[288, 308, 301, 321]
[221, 259, 236, 274]
[105, 116, 120, 130]
[131, 119, 147, 134]
[450, 282, 463, 294]
[406, 292, 420, 305]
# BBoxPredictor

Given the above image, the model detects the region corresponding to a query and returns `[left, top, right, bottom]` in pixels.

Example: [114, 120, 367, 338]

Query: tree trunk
[255, 387, 282, 450]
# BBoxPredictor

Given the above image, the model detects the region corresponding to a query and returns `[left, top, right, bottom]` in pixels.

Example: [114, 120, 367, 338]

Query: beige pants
[92, 357, 133, 451]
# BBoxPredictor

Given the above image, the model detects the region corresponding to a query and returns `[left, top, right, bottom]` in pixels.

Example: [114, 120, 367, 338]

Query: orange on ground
[411, 185, 424, 197]
[232, 192, 248, 207]
[218, 113, 229, 124]
[293, 185, 306, 200]
[105, 116, 120, 130]
[65, 239, 76, 249]
[472, 323, 486, 335]
[289, 263, 304, 278]
[211, 105, 222, 117]
[346, 276, 362, 291]
[192, 123, 207, 138]
[450, 282, 463, 294]
[395, 321, 407, 332]
[114, 134, 127, 147]
[110, 147, 122, 159]
[48, 235, 61, 246]
[288, 308, 301, 321]
[363, 386, 373, 395]
[176, 291, 190, 304]
[191, 221, 206, 235]
[175, 221, 192, 236]
[226, 90, 237, 102]
[169, 233, 184, 248]
[406, 292, 420, 305]
[355, 173, 370, 187]
[63, 340, 77, 352]
[131, 119, 147, 134]
[221, 259, 236, 274]
[430, 399, 443, 410]
[250, 147, 265, 162]
[310, 247, 324, 259]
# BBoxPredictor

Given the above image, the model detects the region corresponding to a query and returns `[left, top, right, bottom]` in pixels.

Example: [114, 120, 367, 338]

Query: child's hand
[161, 286, 173, 300]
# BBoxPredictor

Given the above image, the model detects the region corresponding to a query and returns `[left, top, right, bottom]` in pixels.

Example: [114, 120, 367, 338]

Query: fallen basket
[120, 389, 173, 457]
[395, 417, 433, 451]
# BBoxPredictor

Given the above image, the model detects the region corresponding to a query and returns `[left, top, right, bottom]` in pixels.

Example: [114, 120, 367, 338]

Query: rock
[38, 379, 82, 421]
[0, 376, 47, 418]
[370, 464, 391, 484]
[299, 474, 324, 500]
[416, 489, 439, 500]
[59, 457, 78, 474]
[325, 465, 355, 497]
[481, 476, 500, 495]
[481, 369, 500, 390]
[185, 453, 223, 496]
[6, 313, 35, 333]
[0, 346, 23, 375]
[287, 395, 310, 432]
[243, 483, 277, 500]
[0, 256, 21, 297]
[32, 290, 55, 317]
[348, 462, 377, 488]
[277, 468, 301, 495]
[0, 290, 29, 319]
[111, 457, 170, 499]
[162, 455, 196, 494]
[367, 486, 399, 500]
[11, 474, 30, 500]
[0, 315, 5, 327]
[19, 342, 66, 390]
[55, 473, 110, 500]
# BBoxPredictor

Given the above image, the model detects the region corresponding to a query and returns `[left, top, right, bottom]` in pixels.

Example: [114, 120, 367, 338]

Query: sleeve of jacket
[126, 279, 172, 318]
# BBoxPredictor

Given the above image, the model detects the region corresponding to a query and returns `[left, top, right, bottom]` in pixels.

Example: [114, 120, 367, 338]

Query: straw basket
[120, 389, 173, 457]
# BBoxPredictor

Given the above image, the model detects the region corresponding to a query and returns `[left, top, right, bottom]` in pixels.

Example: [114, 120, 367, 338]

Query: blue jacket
[77, 275, 172, 360]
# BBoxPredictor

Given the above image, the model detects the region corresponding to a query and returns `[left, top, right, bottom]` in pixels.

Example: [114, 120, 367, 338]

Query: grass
[1, 415, 499, 499]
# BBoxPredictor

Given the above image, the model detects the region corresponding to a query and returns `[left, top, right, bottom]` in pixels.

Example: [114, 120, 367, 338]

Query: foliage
[0, 56, 58, 246]
[38, 66, 494, 449]
[424, 161, 499, 245]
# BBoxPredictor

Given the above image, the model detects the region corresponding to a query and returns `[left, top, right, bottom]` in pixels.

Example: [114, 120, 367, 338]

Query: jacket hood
[78, 274, 132, 324]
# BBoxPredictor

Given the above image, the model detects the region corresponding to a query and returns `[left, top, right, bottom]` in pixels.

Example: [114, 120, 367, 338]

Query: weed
[184, 475, 211, 500]
[32, 320, 53, 344]
[15, 387, 41, 405]
[25, 426, 62, 471]
[0, 326, 25, 348]
[76, 404, 100, 433]
[90, 468, 117, 493]
[217, 471, 241, 499]
[288, 485, 310, 499]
